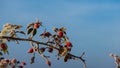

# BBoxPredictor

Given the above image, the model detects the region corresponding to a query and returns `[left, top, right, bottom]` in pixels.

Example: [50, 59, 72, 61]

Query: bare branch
[0, 36, 86, 68]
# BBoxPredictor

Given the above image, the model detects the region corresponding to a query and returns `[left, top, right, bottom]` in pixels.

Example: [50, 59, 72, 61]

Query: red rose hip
[4, 59, 9, 63]
[65, 42, 72, 47]
[40, 47, 45, 53]
[21, 62, 26, 66]
[44, 32, 51, 37]
[58, 31, 63, 37]
[0, 43, 6, 49]
[48, 48, 53, 53]
[27, 48, 34, 53]
[34, 23, 40, 29]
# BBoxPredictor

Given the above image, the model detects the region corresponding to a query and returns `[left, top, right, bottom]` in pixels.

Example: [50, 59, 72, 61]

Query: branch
[0, 36, 86, 68]
[0, 36, 59, 50]
[68, 52, 86, 68]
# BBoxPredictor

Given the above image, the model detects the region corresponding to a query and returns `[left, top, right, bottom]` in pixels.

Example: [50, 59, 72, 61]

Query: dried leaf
[30, 56, 35, 64]
[17, 61, 20, 64]
[63, 31, 66, 35]
[16, 31, 26, 35]
[27, 28, 33, 35]
[64, 55, 68, 62]
[0, 57, 4, 61]
[27, 23, 34, 29]
[63, 36, 69, 41]
[15, 25, 22, 29]
[52, 27, 58, 32]
[60, 47, 68, 57]
[0, 52, 3, 56]
[32, 29, 37, 36]
[59, 27, 66, 31]
[2, 43, 9, 54]
[39, 33, 45, 38]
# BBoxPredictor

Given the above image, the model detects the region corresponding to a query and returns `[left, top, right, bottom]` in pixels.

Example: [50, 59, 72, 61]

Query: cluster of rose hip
[26, 21, 73, 66]
[0, 43, 26, 68]
[0, 57, 26, 68]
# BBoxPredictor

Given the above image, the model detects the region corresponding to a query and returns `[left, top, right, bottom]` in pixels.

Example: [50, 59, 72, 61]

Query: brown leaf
[30, 56, 35, 64]
[64, 55, 68, 62]
[15, 25, 22, 29]
[63, 36, 69, 41]
[52, 27, 58, 32]
[27, 23, 34, 29]
[16, 31, 26, 35]
[59, 27, 66, 31]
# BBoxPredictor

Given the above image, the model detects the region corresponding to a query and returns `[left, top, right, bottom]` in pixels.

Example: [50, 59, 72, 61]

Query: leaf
[27, 28, 33, 35]
[15, 25, 22, 29]
[59, 27, 66, 31]
[1, 28, 8, 35]
[32, 29, 37, 36]
[16, 31, 26, 35]
[64, 54, 72, 62]
[60, 47, 68, 57]
[0, 57, 4, 61]
[2, 43, 9, 54]
[0, 52, 3, 56]
[27, 23, 34, 29]
[30, 56, 35, 64]
[63, 36, 69, 41]
[3, 48, 9, 54]
[64, 55, 68, 62]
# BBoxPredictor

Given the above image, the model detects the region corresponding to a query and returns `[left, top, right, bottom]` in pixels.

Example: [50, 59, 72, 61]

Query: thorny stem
[0, 36, 86, 68]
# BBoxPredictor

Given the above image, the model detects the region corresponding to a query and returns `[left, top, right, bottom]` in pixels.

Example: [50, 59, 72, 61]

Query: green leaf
[27, 28, 33, 35]
[32, 29, 37, 36]
[3, 49, 9, 54]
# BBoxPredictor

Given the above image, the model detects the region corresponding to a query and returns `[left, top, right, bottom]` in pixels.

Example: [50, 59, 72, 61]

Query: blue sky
[0, 0, 120, 68]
